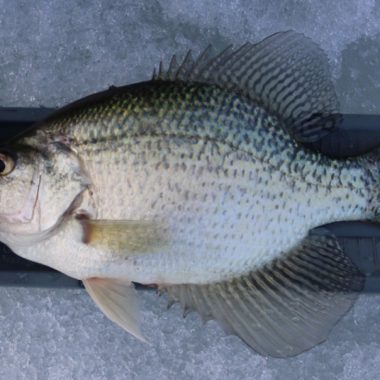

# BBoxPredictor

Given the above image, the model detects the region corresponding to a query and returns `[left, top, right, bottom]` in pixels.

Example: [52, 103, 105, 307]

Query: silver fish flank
[0, 31, 375, 357]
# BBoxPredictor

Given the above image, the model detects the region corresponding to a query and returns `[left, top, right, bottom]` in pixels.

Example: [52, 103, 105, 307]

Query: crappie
[0, 31, 374, 357]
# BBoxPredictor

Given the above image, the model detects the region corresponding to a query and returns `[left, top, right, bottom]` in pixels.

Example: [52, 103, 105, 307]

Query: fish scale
[25, 82, 369, 284]
[0, 31, 376, 357]
[41, 81, 365, 190]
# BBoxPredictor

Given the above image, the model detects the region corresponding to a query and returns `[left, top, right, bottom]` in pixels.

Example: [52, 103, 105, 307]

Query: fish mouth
[0, 170, 41, 229]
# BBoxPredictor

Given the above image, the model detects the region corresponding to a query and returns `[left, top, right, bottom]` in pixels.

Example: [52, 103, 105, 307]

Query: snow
[0, 1, 380, 379]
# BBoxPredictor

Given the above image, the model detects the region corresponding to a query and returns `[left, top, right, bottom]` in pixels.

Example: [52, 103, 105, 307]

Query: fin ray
[154, 31, 340, 143]
[162, 230, 363, 357]
[83, 278, 146, 342]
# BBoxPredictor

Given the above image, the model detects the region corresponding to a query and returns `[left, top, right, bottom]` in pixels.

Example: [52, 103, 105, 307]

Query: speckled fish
[0, 31, 372, 357]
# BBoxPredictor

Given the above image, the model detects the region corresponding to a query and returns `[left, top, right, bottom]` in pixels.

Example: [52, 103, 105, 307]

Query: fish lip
[0, 169, 41, 228]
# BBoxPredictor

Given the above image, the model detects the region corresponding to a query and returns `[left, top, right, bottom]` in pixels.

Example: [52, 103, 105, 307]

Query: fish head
[0, 132, 89, 240]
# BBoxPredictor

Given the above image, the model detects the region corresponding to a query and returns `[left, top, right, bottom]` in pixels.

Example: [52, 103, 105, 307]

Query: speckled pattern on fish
[0, 31, 374, 357]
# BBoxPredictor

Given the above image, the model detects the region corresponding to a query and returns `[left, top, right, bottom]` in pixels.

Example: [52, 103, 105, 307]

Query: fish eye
[0, 152, 16, 176]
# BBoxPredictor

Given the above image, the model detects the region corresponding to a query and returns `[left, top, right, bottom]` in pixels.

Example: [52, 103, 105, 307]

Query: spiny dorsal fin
[188, 44, 213, 79]
[162, 230, 363, 358]
[153, 31, 341, 143]
[151, 67, 157, 80]
[166, 55, 179, 80]
[176, 50, 195, 81]
[158, 61, 165, 80]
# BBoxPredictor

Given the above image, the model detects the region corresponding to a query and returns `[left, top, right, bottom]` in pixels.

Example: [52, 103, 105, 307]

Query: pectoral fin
[162, 230, 364, 357]
[83, 278, 146, 342]
[77, 216, 169, 254]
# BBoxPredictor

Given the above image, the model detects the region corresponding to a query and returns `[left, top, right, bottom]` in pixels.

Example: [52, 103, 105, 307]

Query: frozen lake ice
[0, 1, 380, 379]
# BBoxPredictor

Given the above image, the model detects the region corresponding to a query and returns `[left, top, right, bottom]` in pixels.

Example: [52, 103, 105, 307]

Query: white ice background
[0, 1, 380, 379]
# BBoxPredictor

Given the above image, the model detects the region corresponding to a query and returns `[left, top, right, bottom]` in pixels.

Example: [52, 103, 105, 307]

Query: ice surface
[1, 288, 380, 380]
[0, 0, 380, 379]
[0, 0, 379, 111]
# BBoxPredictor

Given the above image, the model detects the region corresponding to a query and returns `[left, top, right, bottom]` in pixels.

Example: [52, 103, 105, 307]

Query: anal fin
[163, 230, 364, 357]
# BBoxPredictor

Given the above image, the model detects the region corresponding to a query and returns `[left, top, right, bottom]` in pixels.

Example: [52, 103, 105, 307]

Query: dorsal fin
[153, 31, 341, 143]
[175, 50, 195, 80]
[167, 55, 179, 80]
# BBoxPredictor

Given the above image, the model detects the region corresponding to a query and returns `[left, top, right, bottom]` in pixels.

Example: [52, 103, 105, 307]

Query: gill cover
[0, 137, 90, 240]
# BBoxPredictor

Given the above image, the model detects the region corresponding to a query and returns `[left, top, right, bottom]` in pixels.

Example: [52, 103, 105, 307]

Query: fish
[0, 30, 373, 357]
